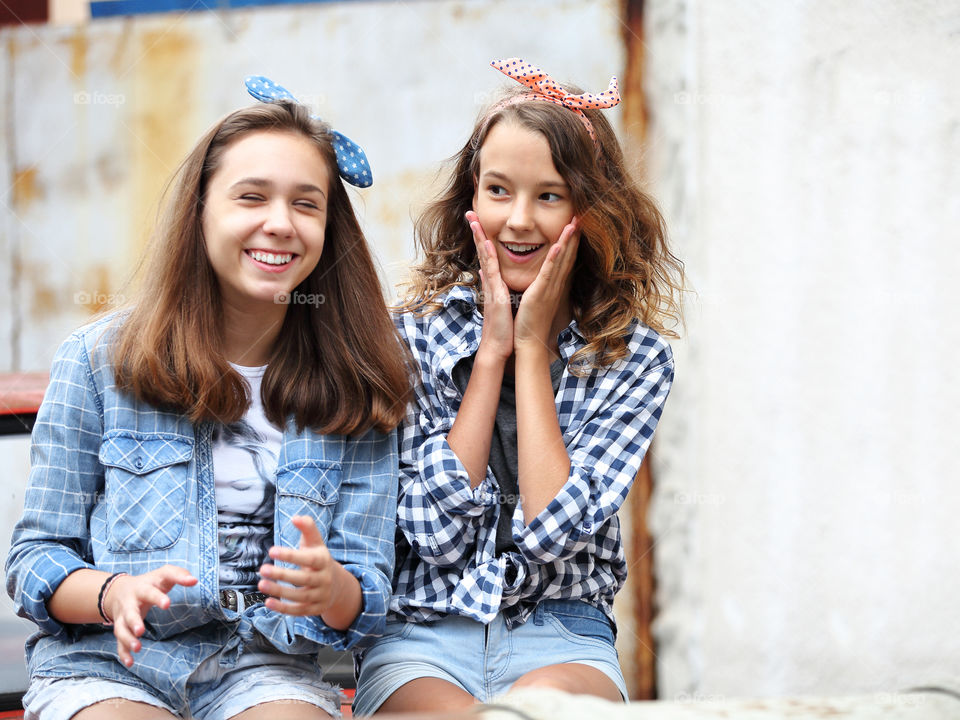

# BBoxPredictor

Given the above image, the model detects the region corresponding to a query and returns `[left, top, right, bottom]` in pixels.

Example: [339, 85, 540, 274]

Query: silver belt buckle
[220, 588, 239, 612]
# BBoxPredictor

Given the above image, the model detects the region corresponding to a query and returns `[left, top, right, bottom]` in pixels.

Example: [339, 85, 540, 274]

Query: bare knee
[509, 663, 622, 703]
[72, 699, 177, 720]
[378, 677, 476, 714]
[510, 671, 570, 693]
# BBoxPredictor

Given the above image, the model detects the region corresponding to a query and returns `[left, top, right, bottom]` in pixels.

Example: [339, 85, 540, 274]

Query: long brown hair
[402, 86, 684, 371]
[112, 102, 410, 434]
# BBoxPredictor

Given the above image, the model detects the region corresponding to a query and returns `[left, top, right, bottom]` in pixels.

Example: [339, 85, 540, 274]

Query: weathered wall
[9, 0, 954, 704]
[645, 0, 960, 699]
[0, 0, 655, 696]
[0, 0, 626, 374]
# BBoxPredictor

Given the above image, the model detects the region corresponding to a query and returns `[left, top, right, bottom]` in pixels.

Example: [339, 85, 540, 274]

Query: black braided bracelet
[97, 572, 126, 624]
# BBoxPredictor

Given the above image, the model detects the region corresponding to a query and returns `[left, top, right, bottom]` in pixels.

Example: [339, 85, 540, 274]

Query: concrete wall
[645, 0, 960, 700]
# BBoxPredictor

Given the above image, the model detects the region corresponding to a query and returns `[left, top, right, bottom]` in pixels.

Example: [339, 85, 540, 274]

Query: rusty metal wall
[0, 1, 627, 375]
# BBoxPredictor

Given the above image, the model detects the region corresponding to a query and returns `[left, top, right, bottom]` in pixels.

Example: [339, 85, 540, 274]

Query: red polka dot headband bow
[490, 58, 620, 147]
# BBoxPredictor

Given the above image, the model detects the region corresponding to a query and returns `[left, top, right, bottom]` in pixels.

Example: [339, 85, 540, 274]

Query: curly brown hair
[400, 85, 684, 371]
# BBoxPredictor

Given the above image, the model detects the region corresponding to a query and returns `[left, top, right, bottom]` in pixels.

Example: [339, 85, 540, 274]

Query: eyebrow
[481, 170, 567, 189]
[230, 177, 327, 199]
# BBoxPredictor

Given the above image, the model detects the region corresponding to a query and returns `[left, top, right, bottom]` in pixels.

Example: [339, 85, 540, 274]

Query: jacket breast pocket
[99, 431, 194, 552]
[275, 461, 341, 549]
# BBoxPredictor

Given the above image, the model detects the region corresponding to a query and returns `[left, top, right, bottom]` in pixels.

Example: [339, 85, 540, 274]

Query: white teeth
[502, 242, 543, 254]
[249, 250, 293, 265]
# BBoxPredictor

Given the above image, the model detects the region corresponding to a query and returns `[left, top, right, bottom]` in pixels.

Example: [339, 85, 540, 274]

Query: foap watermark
[74, 91, 126, 107]
[674, 91, 753, 107]
[473, 89, 503, 109]
[866, 491, 927, 508]
[674, 490, 725, 506]
[674, 692, 726, 704]
[296, 93, 328, 110]
[274, 291, 325, 308]
[873, 89, 929, 107]
[876, 692, 926, 708]
[74, 290, 126, 307]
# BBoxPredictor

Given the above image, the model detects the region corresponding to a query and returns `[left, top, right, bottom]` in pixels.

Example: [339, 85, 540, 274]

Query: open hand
[259, 515, 346, 617]
[467, 211, 514, 362]
[102, 565, 197, 668]
[514, 217, 579, 351]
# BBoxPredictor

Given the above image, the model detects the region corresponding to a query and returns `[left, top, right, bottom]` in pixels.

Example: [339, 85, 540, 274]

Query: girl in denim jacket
[6, 80, 409, 719]
[353, 59, 684, 714]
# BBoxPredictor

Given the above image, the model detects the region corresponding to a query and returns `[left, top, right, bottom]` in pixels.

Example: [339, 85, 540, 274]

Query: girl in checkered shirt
[353, 59, 684, 714]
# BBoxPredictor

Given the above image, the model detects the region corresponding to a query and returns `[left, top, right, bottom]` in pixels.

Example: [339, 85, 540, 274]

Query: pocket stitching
[102, 434, 192, 552]
[276, 462, 341, 506]
[543, 611, 614, 648]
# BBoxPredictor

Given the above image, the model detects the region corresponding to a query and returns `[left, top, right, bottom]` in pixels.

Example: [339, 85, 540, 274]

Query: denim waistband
[532, 598, 610, 624]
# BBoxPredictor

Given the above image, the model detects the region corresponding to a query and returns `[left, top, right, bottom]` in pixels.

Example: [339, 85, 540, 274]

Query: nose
[506, 196, 534, 232]
[263, 200, 294, 237]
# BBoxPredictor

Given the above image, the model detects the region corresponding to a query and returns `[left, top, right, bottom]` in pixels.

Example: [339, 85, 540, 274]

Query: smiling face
[471, 120, 575, 294]
[202, 129, 330, 316]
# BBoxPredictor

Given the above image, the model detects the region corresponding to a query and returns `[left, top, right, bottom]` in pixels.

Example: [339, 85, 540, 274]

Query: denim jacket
[4, 316, 398, 706]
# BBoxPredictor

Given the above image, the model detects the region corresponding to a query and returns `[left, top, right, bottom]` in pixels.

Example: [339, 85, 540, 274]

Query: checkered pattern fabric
[5, 315, 398, 706]
[390, 286, 674, 629]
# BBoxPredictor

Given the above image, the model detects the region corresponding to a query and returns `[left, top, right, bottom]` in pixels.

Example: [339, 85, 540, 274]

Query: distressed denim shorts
[23, 661, 344, 720]
[352, 599, 627, 716]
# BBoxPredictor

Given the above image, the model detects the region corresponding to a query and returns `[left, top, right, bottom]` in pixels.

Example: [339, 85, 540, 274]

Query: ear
[471, 174, 479, 213]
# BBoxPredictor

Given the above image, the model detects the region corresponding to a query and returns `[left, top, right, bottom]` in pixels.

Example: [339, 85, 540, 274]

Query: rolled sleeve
[395, 314, 496, 566]
[298, 428, 398, 650]
[514, 349, 675, 563]
[5, 331, 104, 638]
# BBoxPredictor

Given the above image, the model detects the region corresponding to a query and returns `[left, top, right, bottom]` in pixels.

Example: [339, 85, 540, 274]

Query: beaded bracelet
[97, 572, 126, 625]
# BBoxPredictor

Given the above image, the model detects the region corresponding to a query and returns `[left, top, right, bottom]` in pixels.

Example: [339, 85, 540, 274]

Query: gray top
[452, 354, 565, 554]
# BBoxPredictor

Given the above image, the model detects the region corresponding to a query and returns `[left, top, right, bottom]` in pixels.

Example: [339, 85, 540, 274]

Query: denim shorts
[23, 662, 344, 720]
[352, 599, 627, 716]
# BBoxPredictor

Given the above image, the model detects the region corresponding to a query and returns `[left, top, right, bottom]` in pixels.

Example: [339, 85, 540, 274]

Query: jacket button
[134, 457, 144, 469]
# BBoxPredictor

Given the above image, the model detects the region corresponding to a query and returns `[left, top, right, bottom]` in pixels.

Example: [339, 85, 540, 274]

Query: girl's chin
[501, 274, 534, 295]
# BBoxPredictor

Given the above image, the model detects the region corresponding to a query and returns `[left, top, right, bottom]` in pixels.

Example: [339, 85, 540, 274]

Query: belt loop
[533, 602, 545, 626]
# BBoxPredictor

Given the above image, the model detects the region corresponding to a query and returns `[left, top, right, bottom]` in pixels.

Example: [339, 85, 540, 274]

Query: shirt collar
[441, 285, 588, 356]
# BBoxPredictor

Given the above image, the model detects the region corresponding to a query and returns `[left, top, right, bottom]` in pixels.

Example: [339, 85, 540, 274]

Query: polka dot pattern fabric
[245, 75, 372, 188]
[489, 58, 620, 147]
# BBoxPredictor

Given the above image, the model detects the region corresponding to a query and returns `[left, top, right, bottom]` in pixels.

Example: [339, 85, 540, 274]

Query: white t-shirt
[212, 364, 283, 590]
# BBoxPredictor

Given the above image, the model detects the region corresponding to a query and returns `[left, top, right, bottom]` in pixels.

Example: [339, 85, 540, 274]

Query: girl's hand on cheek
[515, 218, 579, 351]
[259, 515, 344, 617]
[467, 211, 513, 362]
[104, 565, 197, 668]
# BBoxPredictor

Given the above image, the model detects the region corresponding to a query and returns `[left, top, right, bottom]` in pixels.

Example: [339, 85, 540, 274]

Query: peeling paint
[69, 27, 87, 79]
[108, 19, 133, 76]
[130, 26, 196, 258]
[11, 167, 40, 211]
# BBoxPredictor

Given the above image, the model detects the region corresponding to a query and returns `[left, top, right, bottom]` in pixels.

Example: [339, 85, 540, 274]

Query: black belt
[219, 589, 268, 612]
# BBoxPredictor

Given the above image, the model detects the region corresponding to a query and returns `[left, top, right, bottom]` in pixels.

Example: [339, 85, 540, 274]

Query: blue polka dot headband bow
[245, 75, 372, 188]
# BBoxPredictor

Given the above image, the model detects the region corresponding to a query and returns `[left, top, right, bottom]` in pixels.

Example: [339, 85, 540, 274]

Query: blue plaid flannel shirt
[5, 315, 398, 707]
[390, 286, 674, 629]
